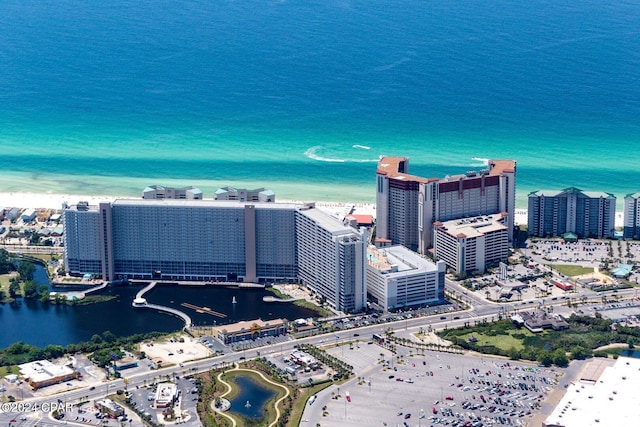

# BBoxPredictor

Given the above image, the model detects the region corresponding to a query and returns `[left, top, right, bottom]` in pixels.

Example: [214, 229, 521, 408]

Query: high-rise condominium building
[527, 187, 616, 239]
[63, 199, 366, 313]
[295, 205, 367, 313]
[375, 157, 516, 253]
[433, 213, 509, 275]
[623, 193, 640, 239]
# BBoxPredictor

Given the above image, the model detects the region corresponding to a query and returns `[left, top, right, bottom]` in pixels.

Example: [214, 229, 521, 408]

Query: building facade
[366, 245, 445, 311]
[216, 318, 288, 344]
[527, 187, 616, 239]
[623, 193, 640, 239]
[63, 199, 366, 313]
[433, 213, 509, 275]
[214, 187, 275, 202]
[376, 157, 516, 253]
[142, 185, 203, 200]
[295, 205, 367, 313]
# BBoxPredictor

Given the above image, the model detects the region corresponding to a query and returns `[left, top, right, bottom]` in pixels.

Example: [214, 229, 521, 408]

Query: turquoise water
[1, 0, 639, 208]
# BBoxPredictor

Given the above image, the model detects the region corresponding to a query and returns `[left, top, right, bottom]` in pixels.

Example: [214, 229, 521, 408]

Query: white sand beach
[0, 192, 116, 210]
[0, 192, 624, 228]
[0, 192, 378, 219]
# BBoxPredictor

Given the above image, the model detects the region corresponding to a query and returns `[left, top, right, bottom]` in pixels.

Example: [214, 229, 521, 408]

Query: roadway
[3, 283, 635, 425]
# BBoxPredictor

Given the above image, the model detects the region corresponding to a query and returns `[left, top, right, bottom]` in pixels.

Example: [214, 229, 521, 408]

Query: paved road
[3, 281, 633, 426]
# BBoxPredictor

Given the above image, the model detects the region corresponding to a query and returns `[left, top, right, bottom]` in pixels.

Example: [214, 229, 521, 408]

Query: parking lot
[302, 339, 569, 427]
[126, 375, 201, 426]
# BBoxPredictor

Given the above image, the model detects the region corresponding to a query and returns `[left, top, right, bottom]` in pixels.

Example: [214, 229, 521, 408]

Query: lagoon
[1, 266, 318, 348]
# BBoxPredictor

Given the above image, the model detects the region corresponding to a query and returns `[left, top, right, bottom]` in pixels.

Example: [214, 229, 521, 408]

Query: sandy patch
[141, 335, 211, 365]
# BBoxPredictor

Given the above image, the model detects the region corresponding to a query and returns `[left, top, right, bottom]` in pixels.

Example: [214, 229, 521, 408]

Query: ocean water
[0, 0, 639, 209]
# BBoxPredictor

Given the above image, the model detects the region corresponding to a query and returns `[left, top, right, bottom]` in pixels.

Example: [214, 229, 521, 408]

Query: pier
[181, 302, 227, 318]
[50, 281, 109, 301]
[131, 281, 192, 329]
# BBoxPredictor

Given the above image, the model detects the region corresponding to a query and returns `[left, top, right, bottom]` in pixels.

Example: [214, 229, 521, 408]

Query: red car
[432, 407, 437, 414]
[445, 396, 454, 401]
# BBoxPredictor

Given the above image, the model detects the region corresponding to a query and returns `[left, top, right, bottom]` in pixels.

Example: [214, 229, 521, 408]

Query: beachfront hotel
[527, 187, 616, 239]
[375, 157, 516, 254]
[63, 199, 367, 313]
[623, 193, 640, 239]
[142, 185, 203, 200]
[366, 245, 445, 311]
[214, 186, 276, 202]
[432, 213, 509, 275]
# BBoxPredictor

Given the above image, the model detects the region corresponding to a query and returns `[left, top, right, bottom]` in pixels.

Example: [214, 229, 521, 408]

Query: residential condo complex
[527, 187, 616, 239]
[375, 156, 516, 254]
[63, 199, 367, 312]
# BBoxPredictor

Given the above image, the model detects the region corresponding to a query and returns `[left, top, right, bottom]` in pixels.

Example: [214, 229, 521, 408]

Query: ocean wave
[471, 157, 490, 165]
[305, 146, 346, 163]
[304, 146, 379, 163]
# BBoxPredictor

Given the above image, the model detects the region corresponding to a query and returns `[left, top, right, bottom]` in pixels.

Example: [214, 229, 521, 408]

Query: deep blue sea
[1, 0, 639, 208]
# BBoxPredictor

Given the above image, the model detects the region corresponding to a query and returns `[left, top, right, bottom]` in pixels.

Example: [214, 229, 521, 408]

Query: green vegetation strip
[551, 264, 594, 276]
[438, 315, 640, 366]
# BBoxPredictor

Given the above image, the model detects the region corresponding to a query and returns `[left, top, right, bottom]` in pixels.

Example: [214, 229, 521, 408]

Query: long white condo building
[63, 199, 367, 313]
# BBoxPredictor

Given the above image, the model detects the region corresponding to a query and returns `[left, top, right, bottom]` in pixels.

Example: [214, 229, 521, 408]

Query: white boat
[232, 296, 237, 304]
[352, 144, 371, 150]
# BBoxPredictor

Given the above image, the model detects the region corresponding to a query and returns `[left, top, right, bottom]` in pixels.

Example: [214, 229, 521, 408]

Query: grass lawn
[23, 253, 58, 263]
[552, 264, 594, 276]
[0, 272, 19, 301]
[453, 328, 540, 352]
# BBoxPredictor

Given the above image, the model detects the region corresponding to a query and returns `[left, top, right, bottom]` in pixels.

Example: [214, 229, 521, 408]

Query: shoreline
[0, 192, 623, 227]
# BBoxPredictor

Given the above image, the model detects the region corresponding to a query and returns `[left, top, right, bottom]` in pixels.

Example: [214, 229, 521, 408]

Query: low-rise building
[512, 311, 569, 333]
[216, 318, 288, 344]
[114, 357, 139, 371]
[544, 357, 640, 427]
[366, 245, 445, 311]
[290, 350, 318, 367]
[21, 208, 37, 223]
[19, 360, 77, 390]
[154, 383, 179, 409]
[433, 213, 509, 275]
[95, 398, 125, 418]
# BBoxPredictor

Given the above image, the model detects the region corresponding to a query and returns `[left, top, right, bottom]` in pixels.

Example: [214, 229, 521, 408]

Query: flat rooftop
[218, 318, 287, 334]
[377, 156, 515, 182]
[66, 198, 301, 211]
[367, 244, 441, 275]
[544, 357, 640, 427]
[436, 213, 507, 238]
[297, 205, 358, 234]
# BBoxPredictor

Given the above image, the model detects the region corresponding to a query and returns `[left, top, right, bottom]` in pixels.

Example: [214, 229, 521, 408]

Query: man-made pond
[1, 264, 318, 348]
[229, 375, 276, 420]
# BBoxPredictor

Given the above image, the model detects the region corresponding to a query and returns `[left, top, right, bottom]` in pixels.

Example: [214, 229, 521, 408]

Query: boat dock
[181, 302, 227, 318]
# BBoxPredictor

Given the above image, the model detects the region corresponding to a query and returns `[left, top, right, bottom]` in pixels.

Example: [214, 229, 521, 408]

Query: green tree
[9, 278, 21, 298]
[43, 344, 65, 359]
[7, 341, 27, 355]
[17, 261, 36, 281]
[0, 249, 15, 274]
[102, 331, 117, 343]
[537, 350, 553, 367]
[507, 346, 521, 360]
[553, 349, 569, 368]
[23, 281, 39, 299]
[91, 334, 103, 344]
[570, 346, 591, 360]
